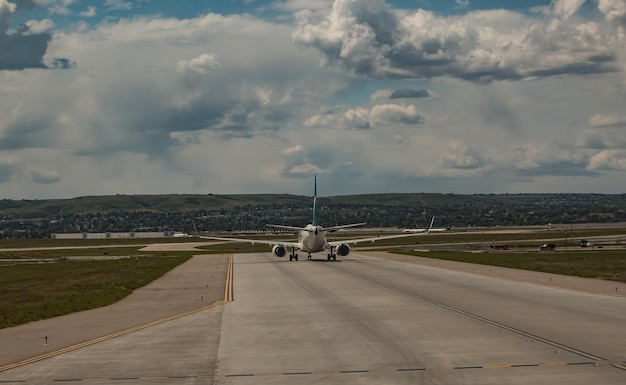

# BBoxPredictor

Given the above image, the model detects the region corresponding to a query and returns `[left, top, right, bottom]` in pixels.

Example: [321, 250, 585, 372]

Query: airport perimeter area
[1, 243, 625, 384]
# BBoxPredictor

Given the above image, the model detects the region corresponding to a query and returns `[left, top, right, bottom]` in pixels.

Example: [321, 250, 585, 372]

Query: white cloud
[589, 113, 626, 127]
[289, 163, 325, 175]
[176, 53, 221, 74]
[1, 1, 626, 197]
[369, 104, 424, 125]
[104, 0, 132, 11]
[305, 106, 371, 129]
[305, 103, 424, 130]
[293, 0, 620, 82]
[80, 6, 96, 18]
[588, 149, 626, 170]
[22, 19, 54, 35]
[282, 144, 304, 156]
[0, 0, 16, 17]
[598, 0, 626, 39]
[438, 141, 482, 172]
[46, 0, 76, 15]
[551, 0, 586, 19]
[455, 0, 470, 9]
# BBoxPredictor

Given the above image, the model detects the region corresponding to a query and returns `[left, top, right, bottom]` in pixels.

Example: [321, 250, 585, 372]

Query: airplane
[402, 221, 450, 233]
[197, 176, 435, 261]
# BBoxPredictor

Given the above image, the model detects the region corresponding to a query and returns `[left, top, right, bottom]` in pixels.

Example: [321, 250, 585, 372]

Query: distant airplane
[198, 176, 434, 261]
[402, 220, 450, 233]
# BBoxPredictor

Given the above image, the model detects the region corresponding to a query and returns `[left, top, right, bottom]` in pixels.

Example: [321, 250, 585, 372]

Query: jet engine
[336, 243, 350, 256]
[272, 245, 286, 257]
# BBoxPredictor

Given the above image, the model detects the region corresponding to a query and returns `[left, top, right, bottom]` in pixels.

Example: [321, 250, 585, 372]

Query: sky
[1, 0, 626, 199]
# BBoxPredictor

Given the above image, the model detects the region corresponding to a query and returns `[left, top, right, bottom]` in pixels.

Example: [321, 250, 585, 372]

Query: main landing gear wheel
[307, 254, 312, 261]
[327, 253, 336, 261]
[289, 254, 298, 261]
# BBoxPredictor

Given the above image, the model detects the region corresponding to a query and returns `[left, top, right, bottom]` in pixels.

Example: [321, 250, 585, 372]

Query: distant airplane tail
[403, 216, 436, 233]
[426, 216, 435, 233]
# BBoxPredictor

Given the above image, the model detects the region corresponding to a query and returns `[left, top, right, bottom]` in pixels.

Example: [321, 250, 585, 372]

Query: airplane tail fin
[425, 216, 435, 233]
[312, 175, 317, 226]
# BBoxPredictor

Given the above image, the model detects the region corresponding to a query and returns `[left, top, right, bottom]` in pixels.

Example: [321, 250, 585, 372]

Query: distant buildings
[51, 231, 185, 239]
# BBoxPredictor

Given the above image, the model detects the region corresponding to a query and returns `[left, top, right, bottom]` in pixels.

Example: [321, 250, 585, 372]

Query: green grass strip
[393, 249, 626, 283]
[0, 256, 190, 329]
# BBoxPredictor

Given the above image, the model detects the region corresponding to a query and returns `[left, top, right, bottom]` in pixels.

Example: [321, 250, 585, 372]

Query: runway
[1, 252, 625, 384]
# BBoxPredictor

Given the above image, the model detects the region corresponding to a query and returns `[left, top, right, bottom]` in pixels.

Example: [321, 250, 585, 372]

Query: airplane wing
[268, 222, 367, 233]
[327, 216, 435, 247]
[197, 235, 301, 249]
[327, 231, 429, 247]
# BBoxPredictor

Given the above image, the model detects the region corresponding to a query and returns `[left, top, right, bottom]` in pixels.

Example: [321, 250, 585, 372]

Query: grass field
[0, 236, 197, 249]
[392, 249, 626, 283]
[0, 254, 191, 329]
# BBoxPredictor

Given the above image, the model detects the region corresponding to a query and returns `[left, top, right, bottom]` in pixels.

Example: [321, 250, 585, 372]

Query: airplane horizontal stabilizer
[267, 224, 315, 232]
[324, 222, 367, 232]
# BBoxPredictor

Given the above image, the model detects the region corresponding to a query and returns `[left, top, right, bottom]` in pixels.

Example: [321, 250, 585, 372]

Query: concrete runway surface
[1, 252, 625, 384]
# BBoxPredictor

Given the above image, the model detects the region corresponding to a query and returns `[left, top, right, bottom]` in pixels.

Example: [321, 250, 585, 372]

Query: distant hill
[0, 192, 590, 216]
[0, 194, 309, 217]
[2, 193, 626, 238]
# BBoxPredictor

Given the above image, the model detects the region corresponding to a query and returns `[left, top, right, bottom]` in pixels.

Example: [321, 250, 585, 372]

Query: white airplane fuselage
[298, 225, 327, 253]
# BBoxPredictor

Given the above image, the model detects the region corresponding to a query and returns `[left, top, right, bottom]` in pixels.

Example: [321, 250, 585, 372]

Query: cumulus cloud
[588, 149, 626, 170]
[0, 1, 17, 17]
[589, 113, 626, 127]
[370, 104, 424, 125]
[305, 103, 424, 129]
[0, 10, 334, 193]
[21, 18, 54, 35]
[176, 53, 221, 74]
[551, 0, 586, 20]
[293, 0, 621, 82]
[305, 106, 371, 129]
[598, 0, 626, 39]
[1, 2, 625, 197]
[277, 144, 326, 178]
[500, 143, 594, 177]
[282, 144, 305, 156]
[438, 141, 483, 170]
[343, 106, 371, 129]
